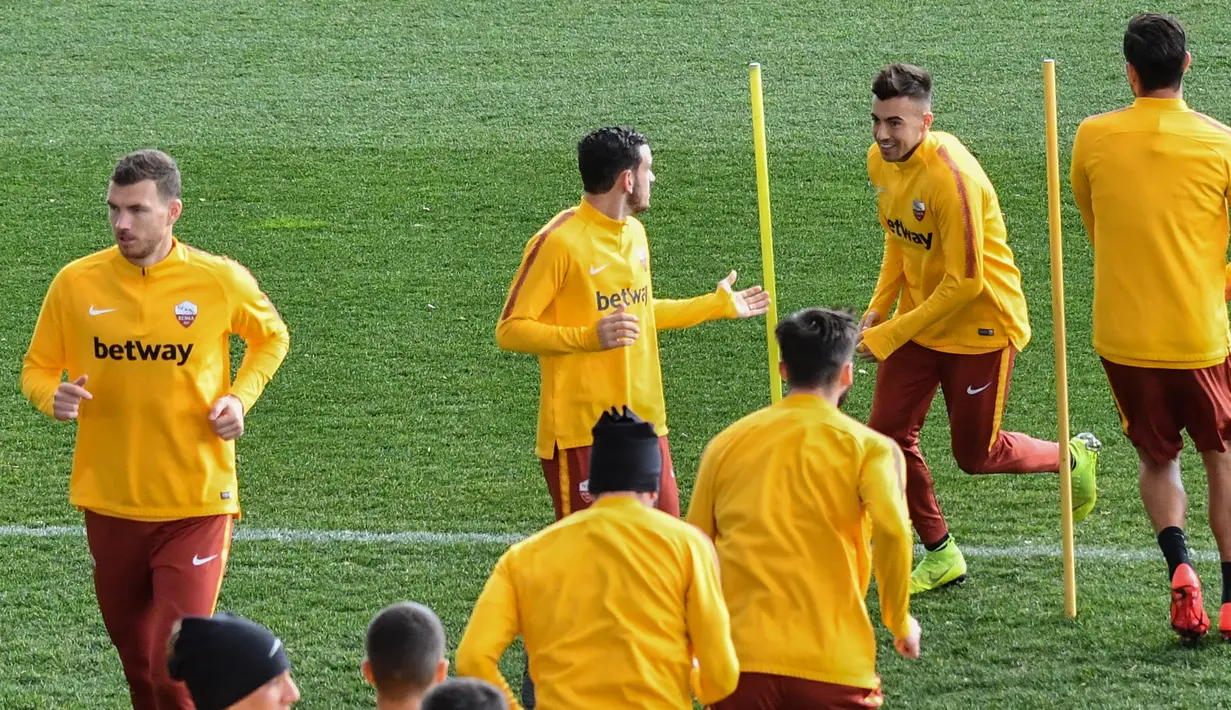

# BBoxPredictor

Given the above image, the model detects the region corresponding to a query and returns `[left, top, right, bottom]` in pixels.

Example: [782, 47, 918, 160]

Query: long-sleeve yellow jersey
[1071, 97, 1231, 368]
[496, 198, 739, 458]
[686, 393, 912, 690]
[862, 131, 1031, 360]
[455, 496, 740, 710]
[21, 240, 290, 521]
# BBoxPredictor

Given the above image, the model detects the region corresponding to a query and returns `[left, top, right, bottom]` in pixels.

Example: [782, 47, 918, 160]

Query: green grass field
[4, 1, 1231, 707]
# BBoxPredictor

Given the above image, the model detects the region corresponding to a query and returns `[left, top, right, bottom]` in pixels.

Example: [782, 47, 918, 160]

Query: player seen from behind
[688, 307, 918, 709]
[1071, 12, 1231, 643]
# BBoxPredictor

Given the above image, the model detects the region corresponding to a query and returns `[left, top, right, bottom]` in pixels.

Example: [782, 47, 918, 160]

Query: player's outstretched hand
[894, 616, 921, 659]
[53, 374, 93, 421]
[208, 395, 246, 441]
[596, 305, 640, 349]
[719, 270, 770, 318]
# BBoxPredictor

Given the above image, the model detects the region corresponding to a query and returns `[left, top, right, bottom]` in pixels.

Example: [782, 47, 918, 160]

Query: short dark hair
[775, 308, 858, 389]
[1124, 13, 1187, 92]
[365, 602, 446, 697]
[872, 63, 933, 104]
[111, 149, 181, 201]
[577, 126, 648, 194]
[420, 678, 508, 710]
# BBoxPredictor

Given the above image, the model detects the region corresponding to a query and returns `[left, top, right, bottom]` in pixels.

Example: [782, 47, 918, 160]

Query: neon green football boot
[909, 536, 968, 595]
[1069, 432, 1101, 523]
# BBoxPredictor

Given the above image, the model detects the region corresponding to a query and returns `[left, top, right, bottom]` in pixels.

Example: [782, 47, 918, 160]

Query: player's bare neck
[583, 192, 630, 223]
[896, 134, 927, 163]
[376, 693, 423, 710]
[1138, 87, 1183, 100]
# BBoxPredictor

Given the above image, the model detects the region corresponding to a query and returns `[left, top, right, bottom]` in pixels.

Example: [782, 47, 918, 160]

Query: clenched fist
[208, 395, 245, 441]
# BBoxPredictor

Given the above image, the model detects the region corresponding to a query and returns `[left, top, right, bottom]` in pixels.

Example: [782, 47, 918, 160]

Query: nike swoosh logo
[89, 306, 116, 316]
[269, 639, 283, 657]
[192, 554, 219, 566]
[589, 265, 609, 275]
[967, 383, 992, 395]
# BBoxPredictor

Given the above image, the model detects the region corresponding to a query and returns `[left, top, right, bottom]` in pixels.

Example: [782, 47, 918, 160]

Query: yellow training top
[21, 240, 290, 521]
[687, 393, 912, 690]
[1071, 97, 1231, 368]
[863, 131, 1031, 359]
[456, 496, 740, 709]
[496, 198, 738, 458]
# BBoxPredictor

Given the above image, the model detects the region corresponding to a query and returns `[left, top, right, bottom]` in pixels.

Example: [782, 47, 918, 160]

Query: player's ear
[621, 168, 636, 195]
[361, 658, 375, 686]
[434, 658, 449, 683]
[167, 198, 183, 224]
[778, 361, 789, 382]
[921, 111, 934, 131]
[839, 361, 854, 388]
[1183, 51, 1192, 74]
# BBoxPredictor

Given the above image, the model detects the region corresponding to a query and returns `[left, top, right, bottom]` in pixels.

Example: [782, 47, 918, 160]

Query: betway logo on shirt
[94, 336, 194, 366]
[596, 285, 649, 311]
[886, 217, 933, 250]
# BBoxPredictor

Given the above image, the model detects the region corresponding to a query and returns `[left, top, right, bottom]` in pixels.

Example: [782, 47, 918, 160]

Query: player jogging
[20, 150, 290, 708]
[688, 308, 919, 709]
[1070, 13, 1231, 643]
[858, 64, 1100, 595]
[456, 408, 739, 710]
[496, 126, 770, 522]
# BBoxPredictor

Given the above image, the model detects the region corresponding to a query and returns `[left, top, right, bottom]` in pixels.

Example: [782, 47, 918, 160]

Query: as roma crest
[175, 300, 198, 328]
[912, 199, 927, 221]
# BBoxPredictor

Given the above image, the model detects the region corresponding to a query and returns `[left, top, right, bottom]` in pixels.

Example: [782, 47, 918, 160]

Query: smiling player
[858, 64, 1100, 595]
[20, 149, 290, 709]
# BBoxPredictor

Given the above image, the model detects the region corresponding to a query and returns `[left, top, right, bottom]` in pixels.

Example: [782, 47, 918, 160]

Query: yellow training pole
[1044, 58, 1078, 619]
[749, 62, 782, 404]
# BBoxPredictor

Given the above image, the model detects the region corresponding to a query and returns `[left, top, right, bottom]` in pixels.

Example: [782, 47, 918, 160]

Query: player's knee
[954, 447, 992, 475]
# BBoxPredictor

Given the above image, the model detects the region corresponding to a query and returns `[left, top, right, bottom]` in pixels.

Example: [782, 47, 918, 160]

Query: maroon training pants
[85, 510, 233, 710]
[867, 341, 1059, 546]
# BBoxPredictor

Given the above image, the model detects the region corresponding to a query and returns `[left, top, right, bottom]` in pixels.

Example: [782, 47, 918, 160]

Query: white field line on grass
[0, 524, 1220, 562]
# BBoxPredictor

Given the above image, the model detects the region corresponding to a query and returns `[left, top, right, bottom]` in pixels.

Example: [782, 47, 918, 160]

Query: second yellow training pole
[1043, 58, 1078, 619]
[749, 62, 782, 404]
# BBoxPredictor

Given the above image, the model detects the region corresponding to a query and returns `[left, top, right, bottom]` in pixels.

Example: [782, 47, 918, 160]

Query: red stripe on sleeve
[937, 146, 977, 278]
[500, 210, 576, 320]
[1195, 112, 1231, 136]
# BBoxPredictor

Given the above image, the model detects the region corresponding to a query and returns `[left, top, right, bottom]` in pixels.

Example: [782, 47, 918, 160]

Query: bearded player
[858, 64, 1100, 595]
[496, 125, 770, 521]
[20, 149, 289, 708]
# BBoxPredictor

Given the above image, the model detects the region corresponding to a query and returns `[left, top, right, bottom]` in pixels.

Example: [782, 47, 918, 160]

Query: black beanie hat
[588, 406, 662, 496]
[167, 613, 291, 710]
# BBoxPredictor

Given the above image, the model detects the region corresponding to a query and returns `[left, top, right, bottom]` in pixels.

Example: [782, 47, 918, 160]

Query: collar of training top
[112, 237, 187, 275]
[1132, 96, 1189, 112]
[577, 197, 627, 235]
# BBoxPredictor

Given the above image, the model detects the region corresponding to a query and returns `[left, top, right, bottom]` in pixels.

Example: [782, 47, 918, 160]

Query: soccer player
[362, 602, 450, 710]
[496, 125, 770, 521]
[859, 63, 1101, 594]
[420, 679, 509, 710]
[1070, 13, 1231, 643]
[687, 308, 919, 709]
[455, 408, 739, 710]
[20, 150, 290, 708]
[166, 613, 301, 709]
